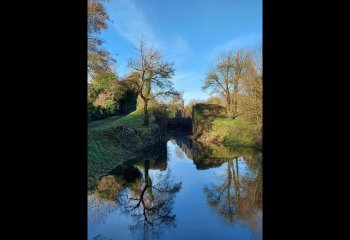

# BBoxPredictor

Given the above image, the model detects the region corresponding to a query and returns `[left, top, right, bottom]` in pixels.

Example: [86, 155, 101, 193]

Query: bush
[192, 104, 226, 139]
[153, 105, 168, 133]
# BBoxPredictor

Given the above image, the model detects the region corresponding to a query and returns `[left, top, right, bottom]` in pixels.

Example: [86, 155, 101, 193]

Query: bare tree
[231, 51, 249, 116]
[203, 51, 249, 118]
[239, 46, 263, 142]
[203, 52, 235, 117]
[127, 40, 179, 126]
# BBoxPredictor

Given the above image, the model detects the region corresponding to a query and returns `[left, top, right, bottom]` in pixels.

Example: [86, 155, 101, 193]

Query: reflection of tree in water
[119, 159, 182, 240]
[169, 135, 193, 160]
[88, 166, 142, 224]
[170, 135, 227, 169]
[88, 142, 182, 240]
[170, 134, 256, 170]
[169, 133, 262, 234]
[204, 154, 262, 234]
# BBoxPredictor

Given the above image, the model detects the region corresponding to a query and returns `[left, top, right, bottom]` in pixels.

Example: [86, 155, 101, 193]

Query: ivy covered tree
[127, 40, 179, 126]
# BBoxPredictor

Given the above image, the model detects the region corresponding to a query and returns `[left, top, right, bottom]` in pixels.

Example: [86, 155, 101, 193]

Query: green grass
[88, 108, 160, 188]
[206, 142, 257, 158]
[198, 116, 260, 148]
[90, 109, 157, 133]
[88, 115, 122, 129]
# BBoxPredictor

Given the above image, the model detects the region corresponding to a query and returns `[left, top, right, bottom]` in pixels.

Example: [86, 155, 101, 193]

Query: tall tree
[88, 0, 115, 78]
[203, 51, 251, 118]
[88, 70, 120, 112]
[203, 52, 236, 118]
[231, 51, 247, 116]
[239, 46, 263, 142]
[127, 40, 179, 126]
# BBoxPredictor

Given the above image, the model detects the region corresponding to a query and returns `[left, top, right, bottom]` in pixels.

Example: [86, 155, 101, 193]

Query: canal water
[88, 134, 262, 240]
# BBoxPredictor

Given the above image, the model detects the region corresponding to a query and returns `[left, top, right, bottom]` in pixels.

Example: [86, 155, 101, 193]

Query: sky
[101, 0, 262, 105]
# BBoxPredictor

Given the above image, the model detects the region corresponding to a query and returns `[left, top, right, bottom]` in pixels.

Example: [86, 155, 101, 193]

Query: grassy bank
[197, 117, 260, 148]
[192, 104, 261, 149]
[88, 109, 160, 188]
[88, 115, 122, 129]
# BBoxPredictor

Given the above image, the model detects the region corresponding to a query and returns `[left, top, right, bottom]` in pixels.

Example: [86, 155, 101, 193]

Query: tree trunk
[144, 159, 153, 200]
[226, 93, 232, 118]
[234, 100, 237, 117]
[234, 76, 239, 118]
[235, 158, 240, 199]
[143, 99, 149, 126]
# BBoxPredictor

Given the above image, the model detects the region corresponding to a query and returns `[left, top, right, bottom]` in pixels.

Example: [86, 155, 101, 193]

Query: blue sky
[101, 0, 262, 104]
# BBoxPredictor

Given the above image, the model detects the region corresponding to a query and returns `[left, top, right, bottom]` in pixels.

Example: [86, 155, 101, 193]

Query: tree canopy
[126, 40, 179, 125]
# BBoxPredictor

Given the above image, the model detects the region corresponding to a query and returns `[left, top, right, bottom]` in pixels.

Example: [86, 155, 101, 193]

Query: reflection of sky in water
[88, 140, 262, 240]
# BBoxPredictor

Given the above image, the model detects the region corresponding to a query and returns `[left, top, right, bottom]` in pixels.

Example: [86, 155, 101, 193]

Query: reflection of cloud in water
[88, 135, 262, 240]
[92, 234, 112, 240]
[88, 194, 118, 224]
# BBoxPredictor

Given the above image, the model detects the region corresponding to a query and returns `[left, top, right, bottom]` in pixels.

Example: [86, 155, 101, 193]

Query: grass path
[88, 109, 160, 188]
[88, 115, 122, 129]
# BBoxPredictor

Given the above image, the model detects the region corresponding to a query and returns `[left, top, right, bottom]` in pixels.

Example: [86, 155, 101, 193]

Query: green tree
[88, 71, 120, 116]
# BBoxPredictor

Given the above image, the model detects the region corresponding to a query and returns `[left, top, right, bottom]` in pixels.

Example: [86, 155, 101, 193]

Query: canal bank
[88, 109, 162, 188]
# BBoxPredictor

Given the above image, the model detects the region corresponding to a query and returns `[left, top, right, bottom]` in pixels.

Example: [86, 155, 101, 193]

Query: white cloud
[107, 0, 191, 65]
[105, 0, 210, 105]
[208, 33, 262, 60]
[107, 0, 159, 47]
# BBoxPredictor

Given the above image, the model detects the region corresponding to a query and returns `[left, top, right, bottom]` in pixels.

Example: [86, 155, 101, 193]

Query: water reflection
[118, 160, 181, 239]
[170, 133, 262, 234]
[170, 133, 258, 170]
[89, 142, 182, 240]
[204, 155, 262, 231]
[88, 135, 262, 240]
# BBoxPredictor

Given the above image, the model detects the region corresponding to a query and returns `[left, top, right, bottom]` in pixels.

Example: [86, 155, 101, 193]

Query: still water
[88, 134, 262, 240]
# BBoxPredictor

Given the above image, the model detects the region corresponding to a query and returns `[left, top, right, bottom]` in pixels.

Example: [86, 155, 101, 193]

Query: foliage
[152, 104, 168, 133]
[199, 117, 259, 148]
[201, 46, 262, 146]
[192, 103, 226, 139]
[88, 0, 115, 77]
[88, 0, 128, 122]
[88, 71, 138, 122]
[118, 88, 138, 114]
